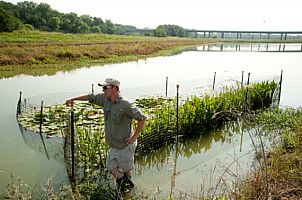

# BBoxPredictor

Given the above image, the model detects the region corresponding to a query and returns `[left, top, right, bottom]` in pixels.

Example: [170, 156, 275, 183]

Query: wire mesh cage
[15, 74, 282, 195]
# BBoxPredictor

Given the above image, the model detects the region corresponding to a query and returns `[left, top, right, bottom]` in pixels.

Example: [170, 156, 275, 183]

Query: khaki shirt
[88, 93, 146, 149]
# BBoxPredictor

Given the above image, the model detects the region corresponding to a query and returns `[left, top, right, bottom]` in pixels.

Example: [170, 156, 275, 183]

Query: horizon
[5, 0, 302, 32]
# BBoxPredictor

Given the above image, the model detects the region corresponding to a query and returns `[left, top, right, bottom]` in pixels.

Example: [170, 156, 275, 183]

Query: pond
[0, 42, 301, 197]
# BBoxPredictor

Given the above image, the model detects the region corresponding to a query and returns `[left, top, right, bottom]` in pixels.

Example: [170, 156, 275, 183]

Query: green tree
[92, 17, 104, 28]
[35, 3, 54, 31]
[80, 14, 94, 27]
[61, 12, 78, 33]
[49, 16, 60, 31]
[155, 24, 187, 37]
[103, 19, 114, 34]
[2, 1, 192, 36]
[17, 1, 38, 26]
[0, 8, 22, 32]
[113, 24, 126, 35]
[91, 26, 102, 33]
[0, 1, 20, 18]
[153, 27, 167, 37]
[75, 21, 90, 33]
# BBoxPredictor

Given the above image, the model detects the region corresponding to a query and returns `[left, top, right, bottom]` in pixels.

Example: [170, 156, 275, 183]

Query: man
[65, 78, 147, 190]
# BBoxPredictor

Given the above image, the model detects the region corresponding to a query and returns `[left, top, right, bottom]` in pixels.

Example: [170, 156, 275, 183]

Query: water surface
[0, 43, 301, 196]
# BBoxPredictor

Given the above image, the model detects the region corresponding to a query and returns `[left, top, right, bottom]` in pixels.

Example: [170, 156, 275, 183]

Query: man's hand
[126, 119, 146, 144]
[125, 134, 137, 144]
[65, 99, 74, 106]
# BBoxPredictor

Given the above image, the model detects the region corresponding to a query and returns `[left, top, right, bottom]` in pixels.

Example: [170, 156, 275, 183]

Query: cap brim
[98, 83, 109, 87]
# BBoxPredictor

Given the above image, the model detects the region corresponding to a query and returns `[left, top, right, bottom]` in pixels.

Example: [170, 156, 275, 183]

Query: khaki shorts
[106, 143, 136, 173]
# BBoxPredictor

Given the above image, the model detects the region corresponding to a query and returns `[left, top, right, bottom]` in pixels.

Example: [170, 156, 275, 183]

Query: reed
[136, 81, 278, 155]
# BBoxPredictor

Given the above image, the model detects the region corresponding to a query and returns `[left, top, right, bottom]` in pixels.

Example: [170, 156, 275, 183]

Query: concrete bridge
[186, 30, 302, 40]
[127, 29, 302, 40]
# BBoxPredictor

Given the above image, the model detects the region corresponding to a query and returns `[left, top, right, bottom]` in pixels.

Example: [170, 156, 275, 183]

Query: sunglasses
[102, 85, 113, 90]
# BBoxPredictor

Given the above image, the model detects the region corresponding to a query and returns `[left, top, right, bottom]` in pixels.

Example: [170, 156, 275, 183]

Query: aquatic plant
[16, 80, 278, 183]
[136, 81, 278, 154]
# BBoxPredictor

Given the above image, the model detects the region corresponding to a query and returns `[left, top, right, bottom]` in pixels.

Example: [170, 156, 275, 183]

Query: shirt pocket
[113, 110, 124, 125]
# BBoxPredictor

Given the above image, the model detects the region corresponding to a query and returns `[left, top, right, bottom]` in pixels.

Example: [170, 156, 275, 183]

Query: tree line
[0, 1, 190, 37]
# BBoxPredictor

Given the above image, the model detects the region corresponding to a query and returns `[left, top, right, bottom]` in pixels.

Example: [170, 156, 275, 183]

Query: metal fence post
[245, 72, 251, 109]
[70, 105, 75, 184]
[176, 84, 179, 143]
[39, 101, 43, 134]
[212, 72, 216, 91]
[166, 76, 168, 97]
[39, 100, 50, 160]
[17, 91, 22, 116]
[241, 71, 244, 88]
[278, 70, 283, 105]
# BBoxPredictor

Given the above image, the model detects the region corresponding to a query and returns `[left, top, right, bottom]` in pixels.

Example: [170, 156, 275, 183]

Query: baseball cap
[98, 78, 120, 87]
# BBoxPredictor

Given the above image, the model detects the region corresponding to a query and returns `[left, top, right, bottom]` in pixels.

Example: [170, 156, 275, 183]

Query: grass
[230, 108, 302, 199]
[0, 30, 218, 79]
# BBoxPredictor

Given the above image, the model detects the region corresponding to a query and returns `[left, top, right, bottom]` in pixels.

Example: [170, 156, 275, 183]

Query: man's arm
[126, 118, 146, 144]
[65, 94, 89, 106]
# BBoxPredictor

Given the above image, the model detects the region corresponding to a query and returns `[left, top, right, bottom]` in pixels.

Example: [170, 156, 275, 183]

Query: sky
[6, 0, 302, 31]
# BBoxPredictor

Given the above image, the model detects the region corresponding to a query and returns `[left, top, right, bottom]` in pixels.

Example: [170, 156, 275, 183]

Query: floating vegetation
[17, 102, 103, 136]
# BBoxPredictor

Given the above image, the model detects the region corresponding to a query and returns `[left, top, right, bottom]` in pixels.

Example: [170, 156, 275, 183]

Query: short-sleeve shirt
[88, 93, 146, 149]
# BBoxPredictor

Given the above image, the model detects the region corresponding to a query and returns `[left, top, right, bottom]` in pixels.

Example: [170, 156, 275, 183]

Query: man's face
[102, 85, 114, 98]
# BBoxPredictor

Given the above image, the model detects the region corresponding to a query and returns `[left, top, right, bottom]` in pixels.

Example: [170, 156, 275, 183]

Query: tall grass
[231, 108, 302, 199]
[136, 81, 277, 155]
[0, 31, 215, 78]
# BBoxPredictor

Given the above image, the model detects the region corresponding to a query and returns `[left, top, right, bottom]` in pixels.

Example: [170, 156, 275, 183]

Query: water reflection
[18, 123, 65, 165]
[133, 121, 257, 197]
[194, 43, 302, 52]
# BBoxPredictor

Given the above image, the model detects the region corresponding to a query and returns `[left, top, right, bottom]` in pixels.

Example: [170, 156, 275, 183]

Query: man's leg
[111, 167, 127, 188]
[119, 144, 136, 189]
[124, 170, 132, 177]
[123, 170, 134, 188]
[106, 148, 125, 186]
[111, 167, 124, 180]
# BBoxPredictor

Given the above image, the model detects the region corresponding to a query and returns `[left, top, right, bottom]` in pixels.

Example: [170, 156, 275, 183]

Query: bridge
[186, 30, 302, 40]
[128, 29, 302, 40]
[191, 43, 302, 52]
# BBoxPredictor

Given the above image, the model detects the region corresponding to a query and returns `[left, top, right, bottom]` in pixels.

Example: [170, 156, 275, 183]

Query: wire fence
[15, 71, 282, 197]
